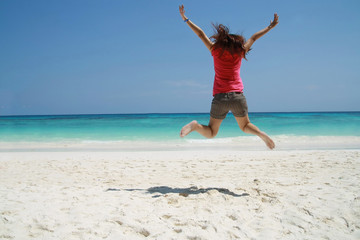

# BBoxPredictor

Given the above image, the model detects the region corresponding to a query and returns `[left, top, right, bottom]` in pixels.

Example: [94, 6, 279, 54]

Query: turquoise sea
[1, 112, 360, 143]
[0, 112, 360, 151]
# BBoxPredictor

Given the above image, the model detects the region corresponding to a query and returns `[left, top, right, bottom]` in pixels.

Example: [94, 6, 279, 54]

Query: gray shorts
[210, 92, 248, 119]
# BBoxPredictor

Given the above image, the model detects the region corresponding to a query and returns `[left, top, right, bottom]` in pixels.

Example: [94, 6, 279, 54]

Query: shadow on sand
[106, 186, 249, 198]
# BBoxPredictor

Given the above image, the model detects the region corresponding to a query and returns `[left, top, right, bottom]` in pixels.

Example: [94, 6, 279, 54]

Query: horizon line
[1, 110, 360, 118]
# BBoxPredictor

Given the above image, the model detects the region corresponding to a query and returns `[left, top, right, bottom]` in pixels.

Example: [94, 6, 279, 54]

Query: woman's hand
[268, 13, 279, 29]
[244, 13, 279, 51]
[179, 5, 187, 21]
[178, 5, 213, 51]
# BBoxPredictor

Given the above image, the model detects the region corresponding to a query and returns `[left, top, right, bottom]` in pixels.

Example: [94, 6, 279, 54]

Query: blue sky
[1, 0, 359, 115]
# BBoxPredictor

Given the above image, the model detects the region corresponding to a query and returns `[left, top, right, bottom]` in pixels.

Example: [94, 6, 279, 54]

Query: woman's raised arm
[244, 13, 279, 52]
[179, 5, 214, 52]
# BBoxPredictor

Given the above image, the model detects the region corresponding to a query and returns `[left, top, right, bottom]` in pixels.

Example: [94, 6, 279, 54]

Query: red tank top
[211, 47, 244, 96]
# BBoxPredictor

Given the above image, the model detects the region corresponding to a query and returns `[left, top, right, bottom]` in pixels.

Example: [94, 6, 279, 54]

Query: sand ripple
[1, 150, 360, 239]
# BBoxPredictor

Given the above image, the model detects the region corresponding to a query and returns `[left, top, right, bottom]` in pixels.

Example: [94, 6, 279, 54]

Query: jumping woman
[179, 5, 278, 149]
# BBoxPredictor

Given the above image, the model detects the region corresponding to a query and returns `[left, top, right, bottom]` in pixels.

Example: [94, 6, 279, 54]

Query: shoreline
[1, 135, 360, 152]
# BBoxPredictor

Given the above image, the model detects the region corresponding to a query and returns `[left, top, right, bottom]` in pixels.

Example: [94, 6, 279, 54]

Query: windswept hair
[210, 24, 249, 60]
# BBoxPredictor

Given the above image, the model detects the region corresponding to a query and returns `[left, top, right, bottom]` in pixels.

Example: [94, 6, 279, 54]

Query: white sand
[1, 150, 360, 239]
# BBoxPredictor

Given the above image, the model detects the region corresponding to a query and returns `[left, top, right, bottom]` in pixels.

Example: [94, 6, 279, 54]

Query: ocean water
[1, 112, 360, 150]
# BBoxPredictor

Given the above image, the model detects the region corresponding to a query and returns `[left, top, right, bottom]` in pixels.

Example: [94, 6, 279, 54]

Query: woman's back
[212, 47, 244, 95]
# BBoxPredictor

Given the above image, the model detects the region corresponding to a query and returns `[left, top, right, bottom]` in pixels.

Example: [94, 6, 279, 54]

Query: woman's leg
[180, 117, 223, 138]
[235, 115, 275, 149]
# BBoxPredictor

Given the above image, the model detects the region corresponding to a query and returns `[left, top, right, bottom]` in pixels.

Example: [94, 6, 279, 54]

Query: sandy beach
[1, 149, 359, 239]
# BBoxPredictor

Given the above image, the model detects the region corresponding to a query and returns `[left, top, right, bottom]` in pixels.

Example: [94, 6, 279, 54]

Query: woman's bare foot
[259, 131, 275, 149]
[180, 120, 198, 137]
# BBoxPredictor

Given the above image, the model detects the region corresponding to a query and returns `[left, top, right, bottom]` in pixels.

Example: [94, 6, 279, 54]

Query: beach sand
[1, 150, 360, 239]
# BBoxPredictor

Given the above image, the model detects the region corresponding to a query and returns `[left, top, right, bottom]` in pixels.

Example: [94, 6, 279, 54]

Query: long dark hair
[210, 24, 249, 60]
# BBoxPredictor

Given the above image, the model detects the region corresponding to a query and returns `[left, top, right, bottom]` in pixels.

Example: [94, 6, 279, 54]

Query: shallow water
[1, 112, 359, 143]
